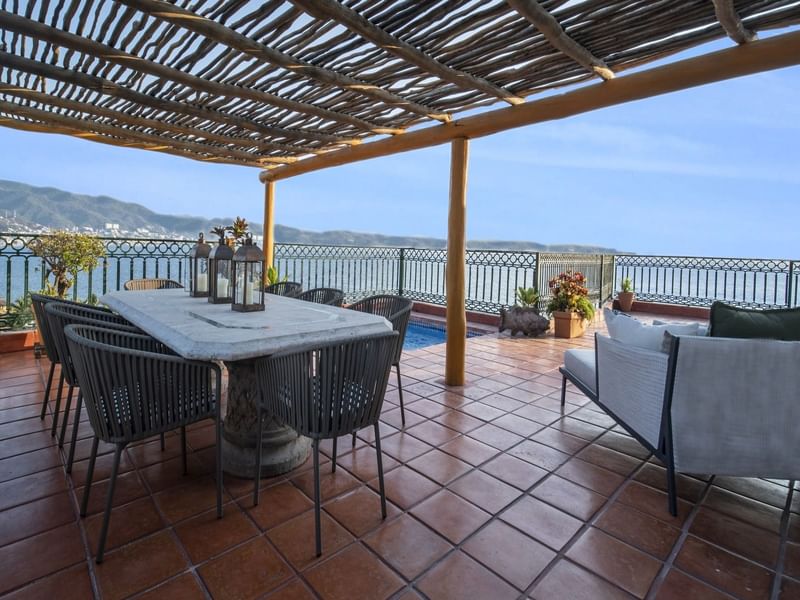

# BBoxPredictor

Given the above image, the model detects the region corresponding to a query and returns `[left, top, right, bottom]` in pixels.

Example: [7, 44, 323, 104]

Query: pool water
[403, 321, 482, 350]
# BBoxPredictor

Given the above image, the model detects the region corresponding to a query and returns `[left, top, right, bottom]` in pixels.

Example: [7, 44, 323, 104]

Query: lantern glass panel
[189, 233, 211, 297]
[208, 239, 234, 304]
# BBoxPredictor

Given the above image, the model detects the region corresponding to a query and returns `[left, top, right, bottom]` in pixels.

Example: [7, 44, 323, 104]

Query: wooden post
[263, 181, 275, 270]
[445, 138, 469, 386]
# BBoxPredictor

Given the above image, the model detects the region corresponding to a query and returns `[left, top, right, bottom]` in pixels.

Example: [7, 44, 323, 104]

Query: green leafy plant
[265, 265, 288, 286]
[546, 271, 595, 321]
[7, 293, 36, 330]
[227, 217, 249, 243]
[620, 277, 634, 293]
[210, 225, 228, 241]
[515, 287, 540, 309]
[30, 231, 106, 298]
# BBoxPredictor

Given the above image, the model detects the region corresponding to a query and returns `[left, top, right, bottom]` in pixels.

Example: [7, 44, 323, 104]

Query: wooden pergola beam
[118, 0, 451, 125]
[291, 0, 524, 107]
[263, 182, 276, 271]
[0, 10, 382, 135]
[0, 51, 354, 146]
[712, 0, 757, 44]
[506, 0, 614, 81]
[261, 29, 800, 182]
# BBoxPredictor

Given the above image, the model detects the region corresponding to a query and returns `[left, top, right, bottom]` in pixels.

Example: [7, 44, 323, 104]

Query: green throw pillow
[709, 301, 800, 340]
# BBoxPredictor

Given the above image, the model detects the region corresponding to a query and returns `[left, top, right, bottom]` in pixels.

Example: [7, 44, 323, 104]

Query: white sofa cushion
[604, 308, 700, 351]
[564, 348, 596, 394]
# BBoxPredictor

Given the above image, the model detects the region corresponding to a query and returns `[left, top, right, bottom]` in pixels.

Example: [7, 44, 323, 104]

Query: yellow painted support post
[263, 180, 275, 270]
[445, 138, 469, 386]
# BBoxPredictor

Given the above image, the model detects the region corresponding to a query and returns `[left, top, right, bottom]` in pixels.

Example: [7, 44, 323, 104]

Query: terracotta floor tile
[439, 435, 499, 466]
[713, 476, 790, 509]
[432, 409, 484, 433]
[427, 390, 473, 409]
[703, 486, 783, 534]
[410, 489, 490, 544]
[405, 420, 460, 445]
[96, 531, 188, 600]
[556, 457, 625, 497]
[323, 486, 400, 537]
[785, 542, 800, 579]
[463, 519, 555, 590]
[466, 422, 523, 450]
[266, 579, 317, 600]
[654, 569, 732, 600]
[595, 430, 651, 460]
[533, 475, 607, 520]
[267, 510, 354, 570]
[531, 427, 590, 454]
[577, 444, 642, 476]
[3, 563, 92, 600]
[481, 453, 547, 490]
[153, 474, 227, 523]
[509, 440, 571, 471]
[513, 404, 562, 426]
[457, 402, 506, 422]
[77, 469, 149, 516]
[363, 513, 452, 579]
[531, 559, 634, 600]
[449, 469, 521, 513]
[127, 435, 184, 468]
[571, 406, 618, 428]
[333, 445, 400, 482]
[566, 528, 662, 598]
[0, 490, 75, 546]
[374, 465, 440, 509]
[633, 463, 707, 503]
[405, 398, 449, 419]
[305, 543, 403, 600]
[136, 573, 207, 600]
[84, 496, 165, 555]
[479, 393, 525, 412]
[245, 480, 314, 530]
[595, 503, 681, 560]
[407, 449, 471, 485]
[689, 506, 780, 567]
[380, 406, 425, 430]
[617, 482, 692, 527]
[500, 496, 582, 551]
[549, 416, 607, 441]
[674, 535, 773, 600]
[378, 432, 434, 463]
[781, 577, 800, 599]
[139, 454, 208, 493]
[291, 464, 360, 503]
[198, 536, 292, 600]
[175, 503, 259, 563]
[417, 550, 518, 600]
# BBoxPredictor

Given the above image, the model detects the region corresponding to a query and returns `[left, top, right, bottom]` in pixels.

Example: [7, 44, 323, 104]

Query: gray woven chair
[264, 281, 303, 298]
[44, 302, 142, 472]
[296, 287, 345, 307]
[347, 295, 413, 427]
[31, 294, 122, 427]
[123, 278, 184, 290]
[65, 324, 222, 563]
[253, 331, 399, 556]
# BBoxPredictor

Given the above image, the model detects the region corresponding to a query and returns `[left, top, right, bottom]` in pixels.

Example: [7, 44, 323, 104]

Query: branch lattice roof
[0, 1, 798, 170]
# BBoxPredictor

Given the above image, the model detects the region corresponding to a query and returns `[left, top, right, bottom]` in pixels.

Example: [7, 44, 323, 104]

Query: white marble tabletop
[101, 289, 392, 361]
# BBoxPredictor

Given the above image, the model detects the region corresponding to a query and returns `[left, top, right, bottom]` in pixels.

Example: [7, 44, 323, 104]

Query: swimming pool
[403, 320, 483, 350]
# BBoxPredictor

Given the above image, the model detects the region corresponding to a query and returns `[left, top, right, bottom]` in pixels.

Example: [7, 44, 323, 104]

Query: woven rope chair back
[297, 287, 345, 307]
[264, 281, 303, 297]
[44, 302, 140, 387]
[30, 293, 60, 364]
[65, 324, 217, 445]
[256, 331, 398, 439]
[123, 278, 183, 291]
[347, 295, 412, 364]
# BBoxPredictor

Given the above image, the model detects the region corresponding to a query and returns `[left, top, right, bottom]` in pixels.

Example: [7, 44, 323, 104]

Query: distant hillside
[0, 179, 619, 252]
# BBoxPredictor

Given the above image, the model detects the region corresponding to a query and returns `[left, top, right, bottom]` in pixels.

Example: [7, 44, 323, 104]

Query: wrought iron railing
[613, 255, 799, 309]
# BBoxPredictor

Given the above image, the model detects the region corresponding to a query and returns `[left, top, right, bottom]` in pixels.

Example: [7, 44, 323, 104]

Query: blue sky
[1, 41, 798, 259]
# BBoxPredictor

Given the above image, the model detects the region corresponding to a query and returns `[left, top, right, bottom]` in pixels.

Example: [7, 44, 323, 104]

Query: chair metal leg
[96, 444, 124, 564]
[181, 426, 188, 476]
[80, 437, 100, 517]
[395, 363, 405, 427]
[58, 385, 75, 448]
[160, 433, 165, 451]
[50, 372, 65, 437]
[331, 437, 337, 473]
[374, 423, 387, 519]
[313, 438, 322, 557]
[351, 432, 357, 448]
[666, 457, 678, 517]
[65, 391, 83, 473]
[40, 361, 55, 420]
[560, 374, 567, 408]
[216, 416, 224, 518]
[253, 405, 264, 507]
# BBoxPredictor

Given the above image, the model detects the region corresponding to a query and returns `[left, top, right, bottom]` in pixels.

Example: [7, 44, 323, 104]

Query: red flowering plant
[545, 271, 595, 321]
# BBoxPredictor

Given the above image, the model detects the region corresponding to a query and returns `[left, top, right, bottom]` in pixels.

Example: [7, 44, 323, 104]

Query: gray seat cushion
[564, 348, 596, 394]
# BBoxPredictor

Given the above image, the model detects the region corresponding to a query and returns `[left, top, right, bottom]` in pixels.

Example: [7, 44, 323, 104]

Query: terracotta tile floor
[0, 315, 797, 599]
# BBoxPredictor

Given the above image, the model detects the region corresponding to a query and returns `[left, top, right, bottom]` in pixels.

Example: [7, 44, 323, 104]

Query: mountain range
[0, 179, 619, 252]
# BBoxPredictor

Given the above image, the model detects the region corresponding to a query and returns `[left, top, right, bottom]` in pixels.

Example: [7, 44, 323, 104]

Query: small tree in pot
[617, 277, 635, 312]
[546, 271, 595, 338]
[30, 231, 106, 299]
[499, 287, 550, 337]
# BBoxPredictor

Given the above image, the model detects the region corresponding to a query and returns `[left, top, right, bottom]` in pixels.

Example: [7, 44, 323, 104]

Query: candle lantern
[188, 233, 211, 297]
[232, 234, 265, 312]
[208, 235, 234, 304]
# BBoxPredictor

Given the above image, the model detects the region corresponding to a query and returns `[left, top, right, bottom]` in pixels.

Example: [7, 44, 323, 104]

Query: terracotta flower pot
[617, 291, 635, 312]
[552, 311, 587, 338]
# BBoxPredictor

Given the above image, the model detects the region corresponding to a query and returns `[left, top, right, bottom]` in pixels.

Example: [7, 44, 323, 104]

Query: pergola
[1, 0, 799, 384]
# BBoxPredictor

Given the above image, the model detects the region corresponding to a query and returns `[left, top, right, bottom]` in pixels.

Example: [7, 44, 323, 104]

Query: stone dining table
[100, 289, 392, 478]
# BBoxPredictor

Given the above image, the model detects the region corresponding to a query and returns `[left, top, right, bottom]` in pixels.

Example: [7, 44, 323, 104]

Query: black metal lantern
[208, 236, 234, 304]
[232, 234, 265, 312]
[188, 233, 211, 297]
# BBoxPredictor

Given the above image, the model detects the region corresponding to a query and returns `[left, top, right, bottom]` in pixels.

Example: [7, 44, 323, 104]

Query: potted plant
[617, 277, 635, 312]
[30, 231, 106, 299]
[546, 271, 595, 338]
[499, 287, 549, 336]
